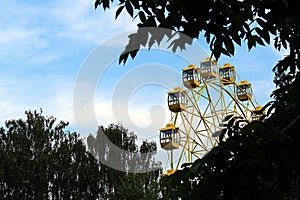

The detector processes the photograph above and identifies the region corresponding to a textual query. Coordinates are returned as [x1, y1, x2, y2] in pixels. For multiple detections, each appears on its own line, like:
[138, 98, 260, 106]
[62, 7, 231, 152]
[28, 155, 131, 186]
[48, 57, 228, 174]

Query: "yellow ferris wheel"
[160, 57, 262, 176]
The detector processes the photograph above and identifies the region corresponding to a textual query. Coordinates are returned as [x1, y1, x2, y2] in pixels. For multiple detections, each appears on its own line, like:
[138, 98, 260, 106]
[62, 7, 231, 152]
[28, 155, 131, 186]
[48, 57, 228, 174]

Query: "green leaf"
[102, 0, 110, 10]
[281, 39, 288, 49]
[247, 35, 256, 50]
[129, 49, 138, 59]
[221, 47, 231, 57]
[115, 5, 125, 19]
[256, 18, 265, 28]
[224, 39, 235, 55]
[139, 11, 146, 23]
[94, 0, 100, 9]
[223, 114, 234, 122]
[146, 16, 157, 27]
[131, 0, 140, 9]
[204, 31, 211, 43]
[125, 1, 134, 17]
[119, 52, 129, 64]
[227, 128, 233, 137]
[190, 159, 203, 174]
[232, 33, 241, 46]
[219, 129, 227, 141]
[255, 27, 270, 44]
[254, 35, 265, 46]
[141, 3, 152, 16]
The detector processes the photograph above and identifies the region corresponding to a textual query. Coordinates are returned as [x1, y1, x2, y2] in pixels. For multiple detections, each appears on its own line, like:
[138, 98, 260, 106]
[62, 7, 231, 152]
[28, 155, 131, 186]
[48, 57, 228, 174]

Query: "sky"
[0, 0, 288, 168]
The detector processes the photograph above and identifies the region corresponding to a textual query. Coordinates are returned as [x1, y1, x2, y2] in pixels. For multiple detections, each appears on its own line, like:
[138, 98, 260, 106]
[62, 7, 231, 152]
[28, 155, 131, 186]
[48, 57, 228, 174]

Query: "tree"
[87, 124, 162, 199]
[117, 141, 162, 200]
[95, 0, 299, 62]
[0, 110, 101, 199]
[94, 0, 300, 199]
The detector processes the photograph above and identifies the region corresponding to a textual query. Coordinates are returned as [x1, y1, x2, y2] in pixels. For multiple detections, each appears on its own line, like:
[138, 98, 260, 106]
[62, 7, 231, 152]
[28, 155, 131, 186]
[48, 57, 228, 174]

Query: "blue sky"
[0, 0, 135, 130]
[0, 0, 287, 150]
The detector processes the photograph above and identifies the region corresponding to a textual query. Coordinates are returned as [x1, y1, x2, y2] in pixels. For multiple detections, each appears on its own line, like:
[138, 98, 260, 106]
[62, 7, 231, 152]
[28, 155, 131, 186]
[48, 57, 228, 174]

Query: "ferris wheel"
[159, 57, 262, 176]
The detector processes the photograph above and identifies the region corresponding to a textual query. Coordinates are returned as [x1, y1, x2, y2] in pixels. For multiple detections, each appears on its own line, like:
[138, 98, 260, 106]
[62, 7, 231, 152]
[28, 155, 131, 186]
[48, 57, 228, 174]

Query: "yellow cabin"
[160, 124, 180, 150]
[200, 57, 218, 80]
[182, 64, 201, 89]
[162, 169, 176, 177]
[237, 80, 252, 101]
[219, 63, 236, 85]
[168, 87, 187, 112]
[251, 105, 264, 120]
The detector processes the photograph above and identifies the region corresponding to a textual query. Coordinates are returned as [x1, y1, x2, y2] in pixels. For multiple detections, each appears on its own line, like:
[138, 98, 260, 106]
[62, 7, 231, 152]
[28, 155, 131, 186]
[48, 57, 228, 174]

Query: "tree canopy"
[0, 110, 101, 199]
[0, 111, 162, 199]
[87, 124, 162, 199]
[95, 0, 299, 64]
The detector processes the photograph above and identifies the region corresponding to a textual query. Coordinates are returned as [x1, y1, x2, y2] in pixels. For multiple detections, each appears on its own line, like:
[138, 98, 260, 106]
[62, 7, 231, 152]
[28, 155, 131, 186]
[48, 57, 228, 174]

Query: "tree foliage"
[95, 0, 299, 65]
[161, 107, 300, 199]
[87, 124, 162, 199]
[0, 110, 101, 199]
[0, 111, 162, 199]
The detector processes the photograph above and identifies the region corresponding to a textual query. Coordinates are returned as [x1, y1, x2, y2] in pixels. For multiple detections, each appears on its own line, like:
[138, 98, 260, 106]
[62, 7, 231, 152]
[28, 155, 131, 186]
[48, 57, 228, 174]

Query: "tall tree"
[87, 124, 162, 199]
[0, 110, 101, 199]
[116, 141, 162, 200]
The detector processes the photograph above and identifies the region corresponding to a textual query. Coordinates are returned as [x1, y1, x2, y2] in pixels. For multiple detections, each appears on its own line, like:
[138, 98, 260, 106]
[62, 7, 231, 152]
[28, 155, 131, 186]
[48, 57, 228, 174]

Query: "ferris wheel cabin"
[237, 80, 252, 101]
[182, 64, 201, 89]
[200, 57, 218, 80]
[251, 105, 263, 120]
[219, 63, 236, 85]
[168, 87, 187, 112]
[160, 124, 180, 150]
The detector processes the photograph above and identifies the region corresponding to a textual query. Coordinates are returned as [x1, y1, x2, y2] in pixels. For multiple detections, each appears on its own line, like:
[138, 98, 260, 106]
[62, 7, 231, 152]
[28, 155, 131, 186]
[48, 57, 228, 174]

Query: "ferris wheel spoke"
[160, 57, 262, 175]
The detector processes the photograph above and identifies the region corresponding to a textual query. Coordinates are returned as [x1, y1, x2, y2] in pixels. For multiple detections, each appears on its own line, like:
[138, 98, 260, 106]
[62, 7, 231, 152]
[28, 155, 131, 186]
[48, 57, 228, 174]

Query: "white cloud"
[71, 95, 170, 140]
[0, 4, 59, 65]
[0, 100, 27, 123]
[0, 0, 137, 125]
[53, 0, 137, 45]
[0, 73, 75, 128]
[0, 28, 50, 59]
[0, 0, 137, 66]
